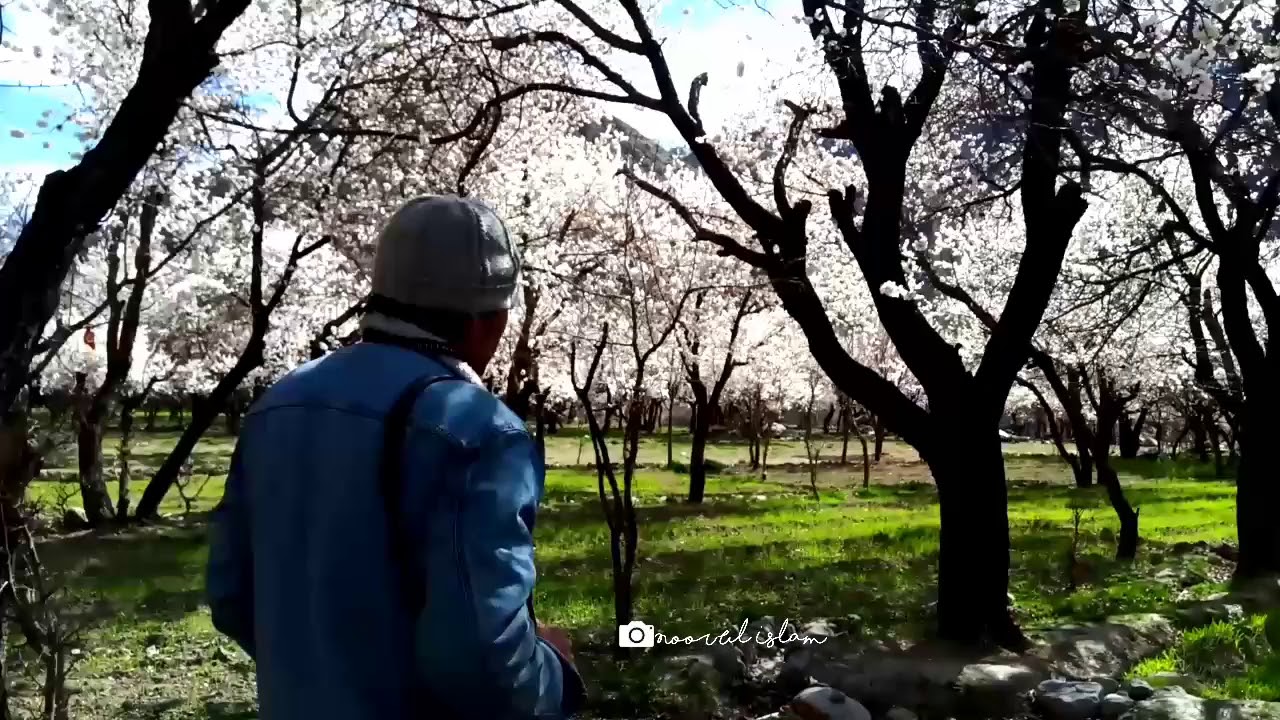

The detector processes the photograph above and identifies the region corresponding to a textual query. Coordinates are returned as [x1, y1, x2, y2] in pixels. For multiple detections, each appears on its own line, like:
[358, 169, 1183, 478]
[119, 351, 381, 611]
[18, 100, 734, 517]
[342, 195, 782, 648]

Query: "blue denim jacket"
[206, 342, 580, 719]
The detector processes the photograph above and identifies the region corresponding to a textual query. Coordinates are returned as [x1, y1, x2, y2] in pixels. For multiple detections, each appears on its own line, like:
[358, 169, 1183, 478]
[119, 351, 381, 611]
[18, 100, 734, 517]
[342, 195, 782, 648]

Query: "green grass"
[17, 427, 1246, 718]
[1128, 616, 1280, 702]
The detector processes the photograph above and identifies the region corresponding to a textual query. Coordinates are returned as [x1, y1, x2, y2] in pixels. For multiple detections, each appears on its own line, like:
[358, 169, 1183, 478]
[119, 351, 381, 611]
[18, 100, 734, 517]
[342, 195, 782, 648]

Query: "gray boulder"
[659, 655, 723, 720]
[1123, 687, 1280, 720]
[790, 686, 872, 720]
[955, 662, 1044, 718]
[1034, 679, 1105, 720]
[884, 707, 918, 720]
[1101, 692, 1134, 720]
[777, 650, 815, 695]
[1033, 614, 1178, 679]
[1089, 676, 1121, 695]
[667, 648, 745, 688]
[1126, 679, 1154, 701]
[708, 645, 748, 684]
[800, 619, 841, 642]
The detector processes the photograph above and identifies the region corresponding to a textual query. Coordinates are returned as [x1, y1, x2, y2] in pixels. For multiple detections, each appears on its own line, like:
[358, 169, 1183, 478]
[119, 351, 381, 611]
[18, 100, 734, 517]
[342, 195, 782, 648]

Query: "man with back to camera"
[206, 195, 584, 719]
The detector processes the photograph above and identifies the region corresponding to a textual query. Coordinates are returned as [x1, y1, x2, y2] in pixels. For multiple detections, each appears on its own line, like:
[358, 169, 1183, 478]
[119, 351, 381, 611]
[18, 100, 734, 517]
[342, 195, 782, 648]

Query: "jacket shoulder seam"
[244, 402, 475, 449]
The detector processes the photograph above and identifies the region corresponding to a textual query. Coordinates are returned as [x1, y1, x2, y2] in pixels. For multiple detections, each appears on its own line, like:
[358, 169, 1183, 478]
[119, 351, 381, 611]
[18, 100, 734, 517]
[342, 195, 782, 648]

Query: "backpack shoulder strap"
[380, 373, 460, 613]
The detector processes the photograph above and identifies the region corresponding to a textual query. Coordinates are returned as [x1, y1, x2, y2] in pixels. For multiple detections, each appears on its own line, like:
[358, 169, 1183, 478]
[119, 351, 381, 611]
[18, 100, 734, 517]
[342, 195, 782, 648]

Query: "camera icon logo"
[617, 620, 655, 648]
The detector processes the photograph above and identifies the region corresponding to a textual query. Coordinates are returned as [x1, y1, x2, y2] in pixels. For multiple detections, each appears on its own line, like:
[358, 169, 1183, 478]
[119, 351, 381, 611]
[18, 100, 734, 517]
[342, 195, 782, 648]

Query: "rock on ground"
[790, 686, 872, 720]
[884, 707, 917, 720]
[1030, 614, 1178, 679]
[1101, 692, 1134, 720]
[1127, 679, 1155, 701]
[1089, 676, 1121, 695]
[1033, 679, 1104, 720]
[1124, 687, 1280, 720]
[955, 662, 1045, 719]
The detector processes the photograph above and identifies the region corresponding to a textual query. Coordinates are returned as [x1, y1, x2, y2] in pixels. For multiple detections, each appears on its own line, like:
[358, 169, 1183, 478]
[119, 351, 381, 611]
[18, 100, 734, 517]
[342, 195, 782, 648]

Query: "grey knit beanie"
[359, 195, 520, 339]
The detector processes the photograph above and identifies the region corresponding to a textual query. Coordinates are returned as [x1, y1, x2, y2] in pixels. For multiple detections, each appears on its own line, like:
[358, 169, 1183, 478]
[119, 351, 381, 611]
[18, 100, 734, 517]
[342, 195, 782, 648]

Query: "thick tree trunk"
[1072, 441, 1094, 488]
[686, 405, 712, 504]
[822, 403, 836, 435]
[1235, 390, 1280, 579]
[144, 402, 158, 432]
[930, 432, 1023, 648]
[75, 399, 114, 526]
[1117, 408, 1146, 459]
[1191, 412, 1210, 463]
[1097, 462, 1139, 560]
[873, 416, 885, 462]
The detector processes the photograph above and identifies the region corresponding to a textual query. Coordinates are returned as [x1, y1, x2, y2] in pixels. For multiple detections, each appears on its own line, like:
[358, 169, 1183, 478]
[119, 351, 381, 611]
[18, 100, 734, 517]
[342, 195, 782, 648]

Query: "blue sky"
[0, 7, 82, 175]
[0, 0, 775, 174]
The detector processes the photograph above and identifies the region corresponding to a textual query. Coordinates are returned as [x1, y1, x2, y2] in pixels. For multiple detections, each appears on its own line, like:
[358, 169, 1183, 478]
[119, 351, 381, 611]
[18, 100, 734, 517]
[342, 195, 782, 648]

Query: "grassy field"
[17, 426, 1243, 718]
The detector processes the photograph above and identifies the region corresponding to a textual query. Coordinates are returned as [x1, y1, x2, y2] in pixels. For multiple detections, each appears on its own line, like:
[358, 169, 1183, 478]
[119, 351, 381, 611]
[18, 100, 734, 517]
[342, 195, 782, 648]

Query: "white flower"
[879, 281, 911, 300]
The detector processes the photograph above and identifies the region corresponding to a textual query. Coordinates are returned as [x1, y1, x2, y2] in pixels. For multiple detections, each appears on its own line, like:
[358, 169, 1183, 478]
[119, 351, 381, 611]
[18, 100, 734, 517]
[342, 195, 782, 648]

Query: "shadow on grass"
[1013, 453, 1230, 481]
[40, 520, 211, 627]
[540, 497, 797, 529]
[539, 525, 943, 638]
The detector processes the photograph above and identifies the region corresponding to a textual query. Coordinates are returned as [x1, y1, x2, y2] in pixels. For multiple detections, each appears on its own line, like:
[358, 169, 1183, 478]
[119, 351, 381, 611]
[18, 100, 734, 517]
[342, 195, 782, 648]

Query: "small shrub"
[1128, 650, 1178, 679]
[1182, 622, 1248, 679]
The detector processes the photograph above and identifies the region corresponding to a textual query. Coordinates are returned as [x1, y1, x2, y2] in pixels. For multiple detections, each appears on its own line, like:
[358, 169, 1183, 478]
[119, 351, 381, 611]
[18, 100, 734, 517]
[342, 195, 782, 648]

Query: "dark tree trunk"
[1117, 407, 1147, 459]
[822, 403, 836, 435]
[1190, 412, 1210, 463]
[849, 417, 871, 488]
[72, 373, 114, 526]
[1073, 440, 1094, 488]
[1097, 462, 1139, 560]
[1209, 420, 1225, 477]
[873, 416, 885, 462]
[687, 404, 712, 504]
[1235, 388, 1280, 579]
[930, 432, 1022, 648]
[76, 413, 113, 525]
[144, 402, 158, 432]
